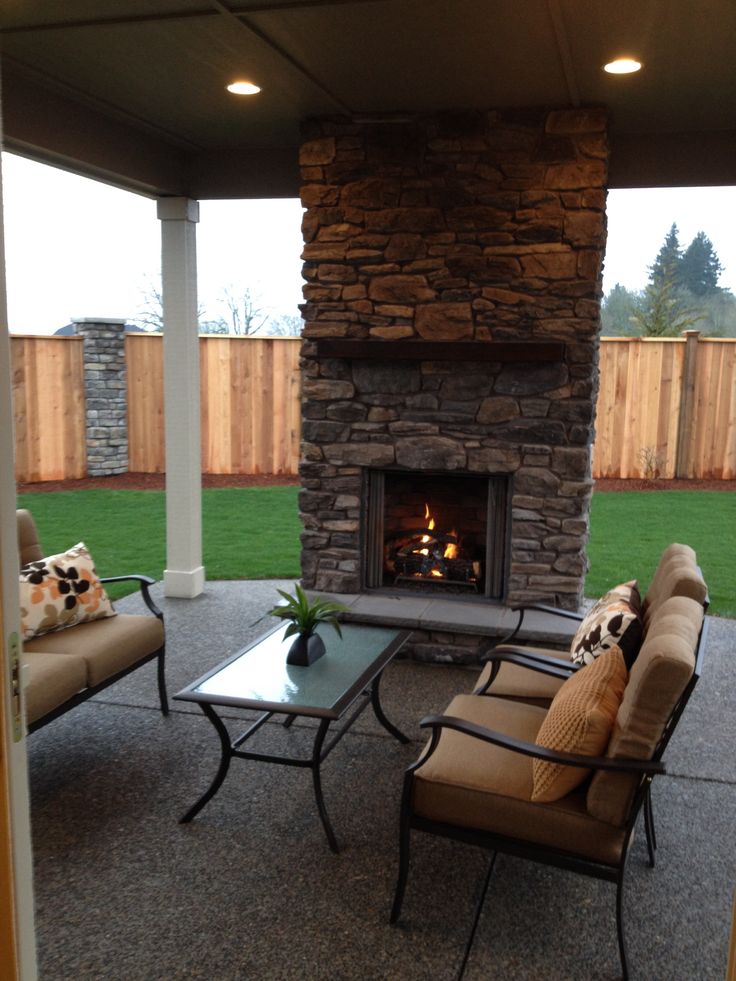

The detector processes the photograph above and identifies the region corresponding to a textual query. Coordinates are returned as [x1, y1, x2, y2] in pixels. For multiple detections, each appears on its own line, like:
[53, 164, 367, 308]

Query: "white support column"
[157, 197, 205, 598]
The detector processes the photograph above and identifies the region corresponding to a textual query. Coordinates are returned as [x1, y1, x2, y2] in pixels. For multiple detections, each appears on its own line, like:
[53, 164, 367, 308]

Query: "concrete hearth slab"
[321, 590, 579, 648]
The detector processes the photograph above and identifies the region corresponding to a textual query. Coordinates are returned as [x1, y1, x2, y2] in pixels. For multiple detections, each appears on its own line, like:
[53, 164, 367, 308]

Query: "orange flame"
[444, 532, 458, 560]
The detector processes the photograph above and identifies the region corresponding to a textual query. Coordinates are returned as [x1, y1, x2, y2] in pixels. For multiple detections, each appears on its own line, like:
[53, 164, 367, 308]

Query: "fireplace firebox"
[364, 470, 510, 599]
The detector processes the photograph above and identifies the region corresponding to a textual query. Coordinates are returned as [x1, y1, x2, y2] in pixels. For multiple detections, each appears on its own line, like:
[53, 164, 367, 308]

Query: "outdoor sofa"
[17, 508, 168, 732]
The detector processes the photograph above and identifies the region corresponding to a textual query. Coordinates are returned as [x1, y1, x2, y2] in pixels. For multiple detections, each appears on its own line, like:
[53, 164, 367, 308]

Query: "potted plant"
[268, 583, 346, 666]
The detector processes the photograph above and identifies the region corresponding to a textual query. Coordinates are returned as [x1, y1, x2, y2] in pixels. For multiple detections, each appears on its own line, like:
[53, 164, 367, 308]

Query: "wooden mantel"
[313, 340, 566, 362]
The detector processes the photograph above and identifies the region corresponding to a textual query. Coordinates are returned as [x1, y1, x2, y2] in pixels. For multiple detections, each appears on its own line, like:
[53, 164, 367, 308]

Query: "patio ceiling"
[1, 0, 735, 199]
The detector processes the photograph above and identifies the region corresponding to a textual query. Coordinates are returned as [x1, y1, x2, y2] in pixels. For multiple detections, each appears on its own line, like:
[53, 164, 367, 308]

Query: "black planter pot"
[286, 631, 326, 667]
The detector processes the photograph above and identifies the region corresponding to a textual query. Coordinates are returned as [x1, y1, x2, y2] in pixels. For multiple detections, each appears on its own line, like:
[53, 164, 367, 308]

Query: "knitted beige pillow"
[532, 646, 628, 803]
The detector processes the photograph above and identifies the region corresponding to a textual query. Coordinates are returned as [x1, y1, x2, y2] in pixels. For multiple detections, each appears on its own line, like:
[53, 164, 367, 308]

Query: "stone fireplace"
[297, 107, 608, 634]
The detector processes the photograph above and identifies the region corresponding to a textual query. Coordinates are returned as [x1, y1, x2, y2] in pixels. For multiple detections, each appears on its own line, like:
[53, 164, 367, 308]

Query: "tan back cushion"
[17, 509, 44, 567]
[587, 595, 704, 825]
[642, 544, 707, 627]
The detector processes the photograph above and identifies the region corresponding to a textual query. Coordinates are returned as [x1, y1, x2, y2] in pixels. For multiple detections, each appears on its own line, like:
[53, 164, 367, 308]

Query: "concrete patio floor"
[27, 580, 735, 980]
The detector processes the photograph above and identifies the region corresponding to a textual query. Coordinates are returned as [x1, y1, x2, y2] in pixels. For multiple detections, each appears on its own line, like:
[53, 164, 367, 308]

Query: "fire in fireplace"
[364, 470, 509, 599]
[387, 502, 480, 589]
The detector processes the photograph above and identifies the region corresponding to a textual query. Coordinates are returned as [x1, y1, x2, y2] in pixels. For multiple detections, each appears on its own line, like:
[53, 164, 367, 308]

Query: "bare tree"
[267, 313, 303, 337]
[133, 278, 166, 331]
[199, 318, 229, 334]
[132, 276, 209, 332]
[219, 286, 269, 336]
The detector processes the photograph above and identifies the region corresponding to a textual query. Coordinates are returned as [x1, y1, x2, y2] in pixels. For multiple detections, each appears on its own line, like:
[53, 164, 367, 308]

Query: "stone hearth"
[297, 108, 608, 654]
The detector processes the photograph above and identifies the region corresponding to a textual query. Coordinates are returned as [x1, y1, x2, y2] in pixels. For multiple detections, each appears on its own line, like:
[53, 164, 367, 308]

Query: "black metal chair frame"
[486, 600, 587, 651]
[390, 616, 708, 980]
[27, 574, 168, 734]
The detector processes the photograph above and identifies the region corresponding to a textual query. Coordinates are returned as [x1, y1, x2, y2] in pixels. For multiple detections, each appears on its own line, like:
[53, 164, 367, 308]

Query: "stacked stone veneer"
[298, 108, 609, 612]
[73, 318, 129, 476]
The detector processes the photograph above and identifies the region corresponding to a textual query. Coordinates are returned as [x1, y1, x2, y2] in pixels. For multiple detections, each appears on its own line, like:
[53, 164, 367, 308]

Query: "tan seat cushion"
[474, 646, 568, 704]
[413, 693, 627, 866]
[23, 614, 164, 687]
[587, 596, 703, 826]
[22, 651, 87, 725]
[533, 646, 628, 802]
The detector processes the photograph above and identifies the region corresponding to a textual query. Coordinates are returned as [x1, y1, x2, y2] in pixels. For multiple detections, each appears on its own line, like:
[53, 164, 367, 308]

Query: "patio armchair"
[390, 592, 708, 980]
[17, 508, 168, 732]
[471, 543, 709, 862]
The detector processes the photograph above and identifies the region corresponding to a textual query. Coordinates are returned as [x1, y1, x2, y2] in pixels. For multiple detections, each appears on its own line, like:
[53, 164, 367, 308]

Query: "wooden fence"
[593, 335, 736, 479]
[126, 334, 302, 475]
[11, 335, 87, 482]
[11, 333, 736, 482]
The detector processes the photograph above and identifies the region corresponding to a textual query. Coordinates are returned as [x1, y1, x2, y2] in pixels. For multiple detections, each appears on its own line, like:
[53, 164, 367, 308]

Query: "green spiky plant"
[268, 583, 346, 640]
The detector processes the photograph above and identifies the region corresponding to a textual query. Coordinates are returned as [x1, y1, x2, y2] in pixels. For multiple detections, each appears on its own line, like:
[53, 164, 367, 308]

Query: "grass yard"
[586, 491, 736, 618]
[17, 487, 301, 601]
[17, 486, 735, 616]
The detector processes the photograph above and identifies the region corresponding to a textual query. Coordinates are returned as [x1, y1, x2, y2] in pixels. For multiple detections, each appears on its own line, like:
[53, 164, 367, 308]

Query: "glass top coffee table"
[175, 621, 410, 852]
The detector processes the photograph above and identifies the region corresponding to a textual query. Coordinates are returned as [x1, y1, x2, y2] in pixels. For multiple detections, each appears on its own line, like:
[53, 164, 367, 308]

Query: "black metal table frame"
[176, 630, 410, 853]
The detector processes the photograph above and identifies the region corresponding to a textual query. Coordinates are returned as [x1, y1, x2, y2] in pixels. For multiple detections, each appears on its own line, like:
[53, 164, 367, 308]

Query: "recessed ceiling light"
[603, 58, 642, 75]
[227, 80, 261, 95]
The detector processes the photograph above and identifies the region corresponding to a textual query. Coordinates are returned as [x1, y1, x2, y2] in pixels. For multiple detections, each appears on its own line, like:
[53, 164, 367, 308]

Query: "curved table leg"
[371, 671, 410, 744]
[312, 718, 339, 853]
[180, 703, 233, 824]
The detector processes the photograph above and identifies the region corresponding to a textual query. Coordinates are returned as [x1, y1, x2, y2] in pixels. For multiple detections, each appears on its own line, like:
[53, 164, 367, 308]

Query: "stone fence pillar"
[72, 317, 129, 476]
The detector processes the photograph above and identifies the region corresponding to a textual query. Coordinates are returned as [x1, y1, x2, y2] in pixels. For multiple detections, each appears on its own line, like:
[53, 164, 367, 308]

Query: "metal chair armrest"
[521, 603, 586, 622]
[100, 574, 163, 619]
[492, 603, 584, 647]
[418, 713, 665, 776]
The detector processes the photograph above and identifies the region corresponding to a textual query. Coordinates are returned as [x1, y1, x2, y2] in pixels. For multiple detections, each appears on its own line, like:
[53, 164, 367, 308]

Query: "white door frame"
[0, 113, 39, 980]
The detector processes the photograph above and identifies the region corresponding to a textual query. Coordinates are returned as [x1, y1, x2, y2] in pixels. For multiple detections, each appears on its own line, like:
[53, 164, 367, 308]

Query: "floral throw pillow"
[570, 581, 642, 668]
[19, 542, 117, 641]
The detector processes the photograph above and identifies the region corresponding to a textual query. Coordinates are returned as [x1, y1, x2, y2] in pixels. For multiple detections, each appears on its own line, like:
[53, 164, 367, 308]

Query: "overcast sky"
[2, 152, 735, 334]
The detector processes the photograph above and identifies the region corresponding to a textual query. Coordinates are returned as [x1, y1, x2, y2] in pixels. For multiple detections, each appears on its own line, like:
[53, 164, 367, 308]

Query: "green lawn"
[17, 487, 301, 600]
[586, 492, 735, 618]
[17, 486, 735, 617]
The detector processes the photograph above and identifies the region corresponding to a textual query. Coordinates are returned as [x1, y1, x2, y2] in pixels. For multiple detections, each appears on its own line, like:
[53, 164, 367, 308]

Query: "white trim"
[163, 566, 206, 598]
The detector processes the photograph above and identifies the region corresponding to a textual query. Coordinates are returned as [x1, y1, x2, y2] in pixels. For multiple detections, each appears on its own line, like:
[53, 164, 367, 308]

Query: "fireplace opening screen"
[364, 470, 509, 599]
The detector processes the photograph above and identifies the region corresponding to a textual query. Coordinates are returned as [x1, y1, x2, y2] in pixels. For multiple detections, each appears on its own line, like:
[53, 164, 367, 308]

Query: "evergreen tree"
[650, 223, 682, 286]
[679, 231, 723, 296]
[601, 284, 641, 335]
[632, 271, 703, 337]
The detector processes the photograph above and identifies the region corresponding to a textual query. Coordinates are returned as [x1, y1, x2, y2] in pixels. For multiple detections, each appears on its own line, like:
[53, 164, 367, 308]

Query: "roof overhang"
[1, 1, 735, 198]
